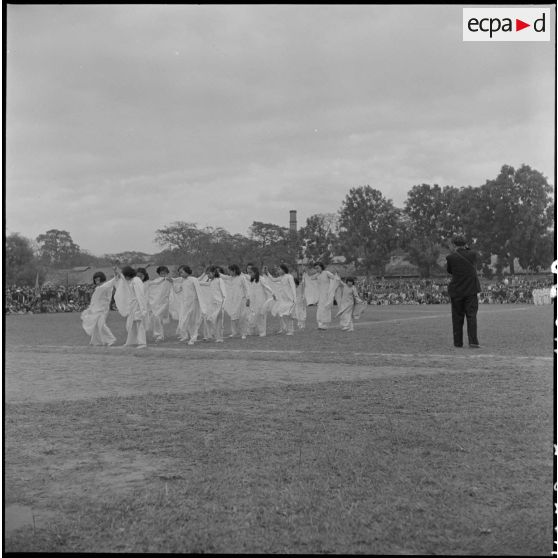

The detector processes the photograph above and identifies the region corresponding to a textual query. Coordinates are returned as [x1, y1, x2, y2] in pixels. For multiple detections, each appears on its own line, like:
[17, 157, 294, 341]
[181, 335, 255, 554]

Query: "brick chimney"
[289, 210, 297, 233]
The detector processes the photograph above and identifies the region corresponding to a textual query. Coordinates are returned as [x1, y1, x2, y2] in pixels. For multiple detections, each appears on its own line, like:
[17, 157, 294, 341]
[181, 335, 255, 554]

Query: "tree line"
[6, 164, 554, 285]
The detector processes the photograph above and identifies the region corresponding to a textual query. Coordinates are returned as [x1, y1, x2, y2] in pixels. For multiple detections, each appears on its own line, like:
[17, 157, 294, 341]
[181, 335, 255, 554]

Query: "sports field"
[4, 303, 554, 554]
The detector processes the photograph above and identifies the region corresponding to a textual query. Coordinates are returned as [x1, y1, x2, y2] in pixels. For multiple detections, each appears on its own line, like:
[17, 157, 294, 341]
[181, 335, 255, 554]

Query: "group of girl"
[80, 261, 366, 347]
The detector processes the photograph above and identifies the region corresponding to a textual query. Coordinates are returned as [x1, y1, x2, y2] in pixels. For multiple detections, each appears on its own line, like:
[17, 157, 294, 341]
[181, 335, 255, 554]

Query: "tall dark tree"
[338, 186, 401, 276]
[474, 164, 553, 274]
[36, 229, 80, 268]
[6, 233, 44, 285]
[402, 184, 447, 277]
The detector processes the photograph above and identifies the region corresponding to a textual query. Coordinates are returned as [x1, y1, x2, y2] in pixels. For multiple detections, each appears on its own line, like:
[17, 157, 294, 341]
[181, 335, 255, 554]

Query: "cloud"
[6, 4, 555, 255]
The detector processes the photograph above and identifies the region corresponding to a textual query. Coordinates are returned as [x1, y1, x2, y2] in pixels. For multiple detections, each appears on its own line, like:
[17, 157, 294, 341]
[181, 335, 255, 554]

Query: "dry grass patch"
[5, 363, 551, 554]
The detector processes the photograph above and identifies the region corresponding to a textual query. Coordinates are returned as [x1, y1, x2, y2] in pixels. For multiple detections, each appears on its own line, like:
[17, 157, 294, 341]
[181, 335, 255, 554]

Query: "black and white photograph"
[4, 3, 556, 554]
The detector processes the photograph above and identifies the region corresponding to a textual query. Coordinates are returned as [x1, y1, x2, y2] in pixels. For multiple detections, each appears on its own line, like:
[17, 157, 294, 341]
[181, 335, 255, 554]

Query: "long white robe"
[80, 277, 117, 345]
[302, 272, 319, 305]
[247, 277, 274, 336]
[173, 276, 207, 341]
[335, 283, 366, 330]
[309, 270, 339, 326]
[146, 278, 171, 338]
[268, 273, 297, 318]
[114, 276, 148, 345]
[198, 277, 227, 341]
[221, 274, 250, 337]
[221, 274, 249, 320]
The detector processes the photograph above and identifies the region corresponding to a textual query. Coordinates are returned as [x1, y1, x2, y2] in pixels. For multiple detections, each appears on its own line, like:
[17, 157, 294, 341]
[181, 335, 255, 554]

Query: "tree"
[248, 221, 294, 268]
[154, 222, 207, 254]
[36, 229, 81, 268]
[474, 164, 553, 274]
[6, 233, 45, 285]
[299, 213, 339, 265]
[338, 186, 401, 276]
[154, 222, 259, 270]
[402, 184, 448, 277]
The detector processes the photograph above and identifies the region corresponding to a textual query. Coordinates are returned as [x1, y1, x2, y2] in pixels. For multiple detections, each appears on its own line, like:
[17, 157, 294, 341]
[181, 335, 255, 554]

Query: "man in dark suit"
[446, 235, 481, 348]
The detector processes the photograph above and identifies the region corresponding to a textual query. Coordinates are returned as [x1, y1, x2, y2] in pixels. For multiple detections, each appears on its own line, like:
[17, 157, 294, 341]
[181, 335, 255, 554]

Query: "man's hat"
[452, 235, 467, 246]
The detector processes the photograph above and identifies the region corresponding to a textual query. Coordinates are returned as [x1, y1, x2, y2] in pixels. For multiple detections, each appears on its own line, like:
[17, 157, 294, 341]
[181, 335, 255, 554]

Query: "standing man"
[446, 235, 481, 348]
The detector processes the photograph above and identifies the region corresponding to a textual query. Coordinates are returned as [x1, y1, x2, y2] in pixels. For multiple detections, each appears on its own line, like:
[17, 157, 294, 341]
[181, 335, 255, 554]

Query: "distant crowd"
[5, 284, 98, 314]
[357, 277, 555, 305]
[5, 274, 554, 315]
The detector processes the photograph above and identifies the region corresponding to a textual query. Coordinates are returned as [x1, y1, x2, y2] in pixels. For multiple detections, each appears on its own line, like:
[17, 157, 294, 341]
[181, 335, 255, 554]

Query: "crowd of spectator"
[5, 283, 97, 314]
[356, 276, 554, 306]
[5, 275, 554, 315]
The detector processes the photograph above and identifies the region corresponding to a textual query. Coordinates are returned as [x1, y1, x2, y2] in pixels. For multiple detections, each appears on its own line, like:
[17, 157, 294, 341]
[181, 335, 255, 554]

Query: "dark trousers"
[450, 294, 479, 346]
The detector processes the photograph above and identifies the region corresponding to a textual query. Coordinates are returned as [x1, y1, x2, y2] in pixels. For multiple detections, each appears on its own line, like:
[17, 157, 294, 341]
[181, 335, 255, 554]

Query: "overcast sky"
[6, 4, 555, 256]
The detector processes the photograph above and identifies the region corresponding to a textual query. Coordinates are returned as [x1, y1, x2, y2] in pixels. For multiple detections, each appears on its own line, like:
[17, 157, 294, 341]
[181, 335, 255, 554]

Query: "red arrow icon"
[516, 18, 530, 31]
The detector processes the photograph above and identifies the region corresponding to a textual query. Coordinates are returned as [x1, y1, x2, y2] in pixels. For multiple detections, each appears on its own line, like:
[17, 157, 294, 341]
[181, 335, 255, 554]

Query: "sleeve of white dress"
[288, 275, 297, 302]
[260, 276, 274, 297]
[219, 278, 227, 304]
[114, 277, 130, 317]
[192, 277, 207, 315]
[98, 277, 117, 292]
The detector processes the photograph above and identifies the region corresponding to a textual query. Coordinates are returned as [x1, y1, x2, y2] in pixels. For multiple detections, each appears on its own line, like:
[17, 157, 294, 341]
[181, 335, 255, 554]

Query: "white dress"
[114, 276, 148, 345]
[247, 276, 274, 336]
[311, 270, 339, 327]
[198, 277, 227, 341]
[173, 276, 206, 342]
[146, 278, 171, 339]
[221, 274, 250, 337]
[80, 277, 117, 345]
[335, 284, 365, 331]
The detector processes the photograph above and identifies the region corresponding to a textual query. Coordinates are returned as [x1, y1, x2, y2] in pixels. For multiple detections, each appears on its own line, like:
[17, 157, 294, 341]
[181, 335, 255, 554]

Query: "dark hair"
[217, 266, 226, 275]
[453, 235, 467, 246]
[279, 263, 289, 274]
[208, 265, 220, 278]
[250, 266, 260, 283]
[294, 277, 300, 287]
[246, 262, 255, 270]
[178, 265, 192, 276]
[315, 262, 325, 270]
[136, 267, 149, 282]
[345, 276, 355, 285]
[121, 266, 136, 279]
[229, 264, 241, 276]
[156, 266, 169, 275]
[93, 271, 106, 284]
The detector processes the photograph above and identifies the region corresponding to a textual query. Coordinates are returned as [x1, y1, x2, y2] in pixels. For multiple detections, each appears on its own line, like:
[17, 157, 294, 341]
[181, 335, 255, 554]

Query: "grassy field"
[4, 304, 555, 554]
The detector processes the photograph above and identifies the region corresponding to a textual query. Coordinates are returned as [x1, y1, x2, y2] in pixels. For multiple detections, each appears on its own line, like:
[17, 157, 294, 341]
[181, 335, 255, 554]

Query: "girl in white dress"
[247, 266, 274, 337]
[221, 264, 250, 339]
[145, 266, 171, 342]
[308, 262, 339, 330]
[80, 270, 118, 346]
[198, 266, 227, 343]
[266, 264, 297, 336]
[114, 266, 148, 347]
[294, 277, 307, 330]
[169, 265, 206, 345]
[335, 277, 365, 331]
